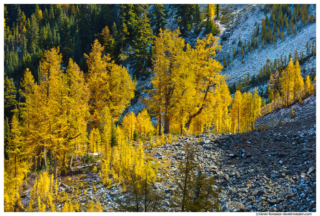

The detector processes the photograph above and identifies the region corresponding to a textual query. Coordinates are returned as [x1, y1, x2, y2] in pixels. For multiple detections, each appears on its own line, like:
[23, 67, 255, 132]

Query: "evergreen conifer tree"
[151, 4, 167, 36]
[131, 13, 153, 78]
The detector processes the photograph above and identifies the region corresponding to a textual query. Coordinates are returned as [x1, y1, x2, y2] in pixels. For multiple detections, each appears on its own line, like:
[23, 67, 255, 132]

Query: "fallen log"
[70, 161, 101, 172]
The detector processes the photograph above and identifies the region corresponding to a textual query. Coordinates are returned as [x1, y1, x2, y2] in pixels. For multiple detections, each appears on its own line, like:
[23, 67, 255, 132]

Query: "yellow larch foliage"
[51, 203, 56, 212]
[63, 58, 90, 168]
[68, 202, 74, 212]
[272, 59, 308, 108]
[87, 200, 95, 212]
[100, 25, 114, 54]
[305, 75, 314, 95]
[38, 9, 43, 20]
[101, 106, 112, 159]
[27, 198, 34, 212]
[168, 133, 173, 143]
[136, 108, 154, 137]
[228, 88, 261, 133]
[96, 201, 103, 212]
[92, 166, 98, 173]
[146, 28, 224, 135]
[122, 112, 137, 140]
[96, 128, 101, 153]
[41, 203, 46, 212]
[84, 39, 112, 128]
[73, 201, 80, 212]
[189, 112, 207, 134]
[156, 137, 161, 146]
[161, 132, 166, 145]
[89, 129, 96, 153]
[146, 28, 186, 135]
[208, 4, 216, 21]
[100, 158, 112, 187]
[62, 202, 69, 212]
[279, 58, 295, 106]
[38, 47, 64, 177]
[253, 88, 262, 128]
[85, 39, 135, 128]
[4, 114, 30, 212]
[218, 80, 232, 133]
[230, 91, 242, 133]
[293, 60, 304, 101]
[28, 171, 56, 212]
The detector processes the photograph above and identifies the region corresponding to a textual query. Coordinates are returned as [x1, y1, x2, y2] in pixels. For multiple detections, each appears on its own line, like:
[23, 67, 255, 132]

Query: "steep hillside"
[125, 4, 316, 118]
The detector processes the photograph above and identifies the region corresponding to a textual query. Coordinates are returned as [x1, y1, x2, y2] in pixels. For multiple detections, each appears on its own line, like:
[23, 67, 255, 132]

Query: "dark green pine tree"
[22, 44, 32, 72]
[61, 16, 74, 63]
[43, 7, 49, 23]
[151, 4, 167, 36]
[39, 26, 47, 50]
[175, 4, 195, 36]
[90, 4, 99, 35]
[16, 6, 26, 26]
[46, 24, 53, 48]
[98, 5, 118, 32]
[111, 22, 118, 40]
[215, 4, 220, 20]
[111, 22, 122, 64]
[73, 34, 81, 66]
[34, 4, 40, 20]
[27, 14, 39, 53]
[49, 4, 55, 24]
[120, 4, 138, 46]
[205, 4, 219, 35]
[56, 5, 64, 29]
[194, 4, 201, 23]
[4, 76, 17, 119]
[77, 5, 92, 55]
[56, 32, 61, 47]
[131, 13, 153, 78]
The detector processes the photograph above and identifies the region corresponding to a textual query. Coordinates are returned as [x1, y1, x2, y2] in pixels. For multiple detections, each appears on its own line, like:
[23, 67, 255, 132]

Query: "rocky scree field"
[25, 94, 316, 212]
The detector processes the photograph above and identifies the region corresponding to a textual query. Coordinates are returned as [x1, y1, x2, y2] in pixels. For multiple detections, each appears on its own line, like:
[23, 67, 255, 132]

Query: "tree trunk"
[158, 114, 162, 135]
[42, 145, 47, 169]
[54, 157, 58, 180]
[69, 155, 73, 171]
[164, 115, 170, 134]
[37, 149, 41, 170]
[185, 84, 212, 129]
[110, 147, 113, 169]
[33, 156, 36, 171]
[48, 150, 52, 166]
[61, 153, 66, 176]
